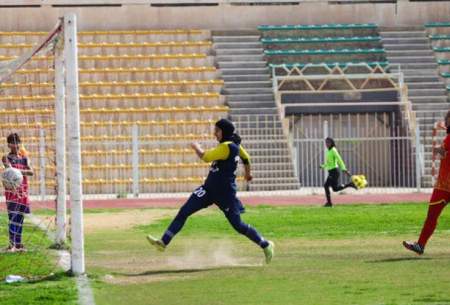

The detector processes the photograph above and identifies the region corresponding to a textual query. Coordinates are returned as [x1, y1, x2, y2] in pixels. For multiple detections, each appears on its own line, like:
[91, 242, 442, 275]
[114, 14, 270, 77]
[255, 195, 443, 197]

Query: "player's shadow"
[116, 266, 255, 277]
[365, 257, 432, 263]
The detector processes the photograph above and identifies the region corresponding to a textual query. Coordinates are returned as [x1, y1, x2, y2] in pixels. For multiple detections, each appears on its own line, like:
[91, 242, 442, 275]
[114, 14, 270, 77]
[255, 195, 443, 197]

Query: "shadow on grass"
[365, 257, 432, 263]
[114, 266, 256, 277]
[26, 271, 72, 284]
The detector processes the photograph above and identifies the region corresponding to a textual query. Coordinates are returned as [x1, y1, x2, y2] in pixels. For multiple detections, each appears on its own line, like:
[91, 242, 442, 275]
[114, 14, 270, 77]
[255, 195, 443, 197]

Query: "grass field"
[84, 203, 450, 305]
[0, 214, 77, 305]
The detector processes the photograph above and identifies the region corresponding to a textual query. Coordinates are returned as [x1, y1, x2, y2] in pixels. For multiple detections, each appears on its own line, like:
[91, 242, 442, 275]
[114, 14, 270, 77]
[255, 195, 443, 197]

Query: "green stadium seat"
[261, 36, 381, 44]
[258, 23, 377, 31]
[425, 22, 450, 28]
[268, 61, 389, 69]
[433, 47, 450, 52]
[438, 59, 450, 65]
[264, 48, 385, 56]
[447, 85, 450, 91]
[441, 72, 450, 78]
[429, 35, 450, 40]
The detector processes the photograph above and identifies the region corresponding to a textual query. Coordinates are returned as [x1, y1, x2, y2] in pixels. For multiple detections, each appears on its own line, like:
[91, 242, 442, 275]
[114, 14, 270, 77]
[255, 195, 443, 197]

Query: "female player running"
[147, 119, 274, 264]
[2, 133, 33, 252]
[403, 110, 450, 255]
[322, 137, 356, 207]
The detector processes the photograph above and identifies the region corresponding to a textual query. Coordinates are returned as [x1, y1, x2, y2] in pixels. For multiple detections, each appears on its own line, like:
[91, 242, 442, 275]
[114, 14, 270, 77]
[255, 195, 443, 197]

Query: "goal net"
[0, 14, 84, 280]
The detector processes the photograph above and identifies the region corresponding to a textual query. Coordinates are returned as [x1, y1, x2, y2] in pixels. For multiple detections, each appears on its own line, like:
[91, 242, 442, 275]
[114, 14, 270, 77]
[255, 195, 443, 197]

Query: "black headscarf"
[215, 119, 241, 144]
[325, 137, 336, 150]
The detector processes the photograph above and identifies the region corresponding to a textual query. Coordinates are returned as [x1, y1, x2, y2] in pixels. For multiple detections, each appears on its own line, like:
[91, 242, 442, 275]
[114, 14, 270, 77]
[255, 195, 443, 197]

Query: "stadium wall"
[0, 1, 450, 30]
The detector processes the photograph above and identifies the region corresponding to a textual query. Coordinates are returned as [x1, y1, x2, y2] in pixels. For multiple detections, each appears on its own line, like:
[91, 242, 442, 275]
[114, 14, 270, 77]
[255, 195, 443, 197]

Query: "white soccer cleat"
[263, 241, 275, 264]
[146, 235, 166, 252]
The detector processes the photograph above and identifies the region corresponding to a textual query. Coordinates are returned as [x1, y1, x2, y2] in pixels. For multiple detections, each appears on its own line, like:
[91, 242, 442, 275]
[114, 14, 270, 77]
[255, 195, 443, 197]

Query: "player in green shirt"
[321, 137, 356, 207]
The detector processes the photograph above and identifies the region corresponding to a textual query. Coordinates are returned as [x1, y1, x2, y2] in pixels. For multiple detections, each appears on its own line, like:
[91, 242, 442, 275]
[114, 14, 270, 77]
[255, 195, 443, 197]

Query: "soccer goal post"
[64, 13, 85, 276]
[0, 13, 84, 275]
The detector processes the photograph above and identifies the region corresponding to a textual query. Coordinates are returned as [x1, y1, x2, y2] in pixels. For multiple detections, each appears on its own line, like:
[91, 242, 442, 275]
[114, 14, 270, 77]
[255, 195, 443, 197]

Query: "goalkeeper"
[2, 133, 33, 252]
[321, 137, 357, 207]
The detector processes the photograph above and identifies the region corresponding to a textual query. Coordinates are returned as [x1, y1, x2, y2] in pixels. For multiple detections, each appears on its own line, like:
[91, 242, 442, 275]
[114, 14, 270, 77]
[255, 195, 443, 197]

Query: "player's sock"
[161, 230, 175, 245]
[263, 241, 274, 264]
[244, 225, 269, 248]
[418, 202, 446, 248]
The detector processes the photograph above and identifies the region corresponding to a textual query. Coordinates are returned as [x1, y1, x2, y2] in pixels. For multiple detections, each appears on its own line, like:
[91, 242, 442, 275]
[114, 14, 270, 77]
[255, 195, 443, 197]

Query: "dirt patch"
[83, 209, 176, 233]
[91, 239, 263, 285]
[102, 273, 194, 285]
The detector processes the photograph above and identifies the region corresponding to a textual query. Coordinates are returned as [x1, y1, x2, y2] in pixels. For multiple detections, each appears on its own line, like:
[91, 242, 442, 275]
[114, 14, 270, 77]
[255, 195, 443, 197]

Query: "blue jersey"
[204, 142, 240, 192]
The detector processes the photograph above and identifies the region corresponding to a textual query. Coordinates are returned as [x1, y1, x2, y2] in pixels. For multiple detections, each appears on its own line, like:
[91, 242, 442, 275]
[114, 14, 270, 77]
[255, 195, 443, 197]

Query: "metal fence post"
[132, 124, 139, 197]
[323, 120, 328, 181]
[39, 128, 46, 202]
[415, 125, 422, 192]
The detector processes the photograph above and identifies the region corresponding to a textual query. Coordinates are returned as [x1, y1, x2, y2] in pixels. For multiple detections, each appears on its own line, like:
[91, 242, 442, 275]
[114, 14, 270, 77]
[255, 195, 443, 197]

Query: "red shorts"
[430, 189, 450, 206]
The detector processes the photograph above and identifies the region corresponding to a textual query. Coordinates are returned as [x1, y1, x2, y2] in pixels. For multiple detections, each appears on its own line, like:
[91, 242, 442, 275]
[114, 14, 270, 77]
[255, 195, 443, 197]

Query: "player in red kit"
[403, 110, 450, 255]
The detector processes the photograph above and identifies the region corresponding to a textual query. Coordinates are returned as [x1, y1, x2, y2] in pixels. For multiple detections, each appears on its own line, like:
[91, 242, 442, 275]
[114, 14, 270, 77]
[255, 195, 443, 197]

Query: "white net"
[0, 21, 64, 280]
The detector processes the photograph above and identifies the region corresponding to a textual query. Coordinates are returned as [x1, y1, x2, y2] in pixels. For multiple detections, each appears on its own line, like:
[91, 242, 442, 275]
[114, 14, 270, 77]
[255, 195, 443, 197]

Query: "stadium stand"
[0, 29, 231, 194]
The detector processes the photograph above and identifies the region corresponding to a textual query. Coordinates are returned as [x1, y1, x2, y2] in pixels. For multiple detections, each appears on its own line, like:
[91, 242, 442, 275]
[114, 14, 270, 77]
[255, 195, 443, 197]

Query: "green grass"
[0, 215, 78, 305]
[84, 203, 450, 305]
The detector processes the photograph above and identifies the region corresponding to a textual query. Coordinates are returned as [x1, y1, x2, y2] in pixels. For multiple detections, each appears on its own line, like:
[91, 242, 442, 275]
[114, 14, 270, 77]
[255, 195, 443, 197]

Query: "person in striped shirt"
[321, 137, 356, 207]
[2, 133, 33, 252]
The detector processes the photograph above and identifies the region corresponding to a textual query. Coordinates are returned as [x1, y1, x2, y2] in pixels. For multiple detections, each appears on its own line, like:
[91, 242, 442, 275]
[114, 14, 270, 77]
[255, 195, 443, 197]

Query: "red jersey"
[435, 133, 450, 193]
[4, 153, 30, 206]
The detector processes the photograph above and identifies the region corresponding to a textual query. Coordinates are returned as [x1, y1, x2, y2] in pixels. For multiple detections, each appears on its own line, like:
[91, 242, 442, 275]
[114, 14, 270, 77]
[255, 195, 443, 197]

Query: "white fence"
[290, 112, 422, 189]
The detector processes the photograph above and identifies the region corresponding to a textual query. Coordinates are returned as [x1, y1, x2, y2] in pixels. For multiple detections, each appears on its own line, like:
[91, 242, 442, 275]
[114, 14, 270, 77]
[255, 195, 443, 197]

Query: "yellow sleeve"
[201, 143, 230, 162]
[239, 145, 251, 165]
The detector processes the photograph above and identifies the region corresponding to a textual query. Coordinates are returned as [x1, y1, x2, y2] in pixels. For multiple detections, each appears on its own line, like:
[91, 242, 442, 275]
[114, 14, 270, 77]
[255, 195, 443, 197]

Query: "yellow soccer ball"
[351, 175, 368, 190]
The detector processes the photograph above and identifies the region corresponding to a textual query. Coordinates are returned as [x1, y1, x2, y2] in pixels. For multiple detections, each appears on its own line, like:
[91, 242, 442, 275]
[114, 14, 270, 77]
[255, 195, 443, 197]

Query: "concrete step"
[413, 103, 450, 111]
[223, 87, 273, 95]
[417, 116, 449, 125]
[405, 75, 441, 83]
[227, 94, 274, 102]
[252, 163, 296, 172]
[402, 69, 439, 76]
[242, 148, 288, 156]
[387, 50, 434, 57]
[218, 61, 267, 69]
[216, 54, 264, 62]
[249, 183, 300, 191]
[380, 31, 427, 38]
[241, 141, 289, 150]
[213, 42, 262, 49]
[220, 67, 269, 75]
[398, 63, 439, 70]
[222, 74, 270, 82]
[383, 44, 431, 51]
[216, 48, 264, 55]
[409, 96, 448, 103]
[213, 36, 260, 43]
[230, 113, 281, 124]
[408, 89, 447, 96]
[250, 177, 300, 185]
[415, 109, 450, 117]
[382, 37, 429, 44]
[230, 108, 278, 115]
[252, 170, 297, 179]
[387, 56, 436, 64]
[224, 81, 272, 89]
[407, 82, 445, 90]
[228, 101, 276, 108]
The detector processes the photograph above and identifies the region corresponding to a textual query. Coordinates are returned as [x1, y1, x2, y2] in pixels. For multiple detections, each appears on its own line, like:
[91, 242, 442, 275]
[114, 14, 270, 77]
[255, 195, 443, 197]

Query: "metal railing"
[290, 112, 420, 189]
